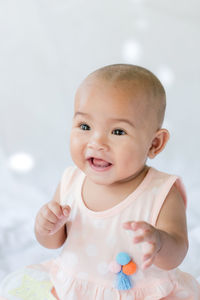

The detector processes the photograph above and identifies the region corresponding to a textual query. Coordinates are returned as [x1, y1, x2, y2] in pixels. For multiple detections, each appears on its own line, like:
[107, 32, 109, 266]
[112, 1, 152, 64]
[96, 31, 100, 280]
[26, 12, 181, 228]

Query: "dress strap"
[149, 171, 187, 226]
[59, 166, 80, 206]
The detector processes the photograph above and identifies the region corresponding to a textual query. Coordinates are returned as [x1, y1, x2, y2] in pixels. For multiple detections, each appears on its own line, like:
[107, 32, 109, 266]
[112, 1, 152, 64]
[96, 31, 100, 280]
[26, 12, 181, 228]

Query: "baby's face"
[70, 78, 157, 186]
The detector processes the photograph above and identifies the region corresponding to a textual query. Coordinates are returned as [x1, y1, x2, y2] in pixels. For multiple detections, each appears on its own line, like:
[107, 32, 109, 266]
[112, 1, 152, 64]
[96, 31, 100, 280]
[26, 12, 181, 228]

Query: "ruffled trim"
[2, 263, 199, 300]
[49, 260, 174, 300]
[132, 279, 174, 300]
[49, 276, 174, 300]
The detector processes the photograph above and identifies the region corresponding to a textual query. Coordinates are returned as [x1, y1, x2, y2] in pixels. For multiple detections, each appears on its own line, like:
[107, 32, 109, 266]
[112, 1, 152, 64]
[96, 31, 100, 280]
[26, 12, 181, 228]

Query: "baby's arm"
[34, 183, 71, 249]
[123, 185, 188, 270]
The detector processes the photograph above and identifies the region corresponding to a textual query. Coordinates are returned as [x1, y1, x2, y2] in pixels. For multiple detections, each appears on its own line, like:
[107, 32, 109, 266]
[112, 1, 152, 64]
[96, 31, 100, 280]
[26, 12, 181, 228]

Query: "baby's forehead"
[76, 71, 165, 129]
[75, 77, 152, 120]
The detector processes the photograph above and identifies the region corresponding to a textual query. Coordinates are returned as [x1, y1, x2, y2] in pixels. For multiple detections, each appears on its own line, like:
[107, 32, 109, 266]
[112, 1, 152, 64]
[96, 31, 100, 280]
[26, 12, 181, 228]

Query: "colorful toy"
[116, 252, 131, 265]
[109, 252, 137, 290]
[122, 260, 137, 275]
[108, 261, 121, 273]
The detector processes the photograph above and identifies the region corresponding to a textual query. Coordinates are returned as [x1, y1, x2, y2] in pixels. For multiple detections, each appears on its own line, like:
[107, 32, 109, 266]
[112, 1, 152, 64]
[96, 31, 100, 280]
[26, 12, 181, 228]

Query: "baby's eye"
[112, 129, 126, 136]
[80, 123, 90, 131]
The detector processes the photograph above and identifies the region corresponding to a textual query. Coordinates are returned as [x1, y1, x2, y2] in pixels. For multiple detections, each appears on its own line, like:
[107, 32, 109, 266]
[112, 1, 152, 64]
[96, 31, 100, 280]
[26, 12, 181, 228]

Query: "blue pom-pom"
[116, 252, 131, 266]
[116, 270, 132, 290]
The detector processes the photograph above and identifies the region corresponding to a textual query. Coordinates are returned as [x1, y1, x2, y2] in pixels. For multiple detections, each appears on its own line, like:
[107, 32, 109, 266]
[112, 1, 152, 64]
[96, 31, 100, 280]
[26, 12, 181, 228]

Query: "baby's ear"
[148, 129, 170, 159]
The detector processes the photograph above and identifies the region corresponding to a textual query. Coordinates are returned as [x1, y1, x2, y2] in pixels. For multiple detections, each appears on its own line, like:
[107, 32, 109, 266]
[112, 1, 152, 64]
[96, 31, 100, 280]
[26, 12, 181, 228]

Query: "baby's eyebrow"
[109, 118, 135, 128]
[74, 111, 90, 118]
[74, 111, 135, 128]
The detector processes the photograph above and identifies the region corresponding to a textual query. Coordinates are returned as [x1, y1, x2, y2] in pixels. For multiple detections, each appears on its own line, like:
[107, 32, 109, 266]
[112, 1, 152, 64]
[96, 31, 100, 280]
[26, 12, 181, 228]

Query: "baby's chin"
[84, 169, 116, 186]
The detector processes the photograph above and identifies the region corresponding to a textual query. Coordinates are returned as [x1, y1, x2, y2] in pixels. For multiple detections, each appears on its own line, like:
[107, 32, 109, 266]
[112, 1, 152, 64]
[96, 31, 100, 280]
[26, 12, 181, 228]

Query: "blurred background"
[0, 0, 200, 282]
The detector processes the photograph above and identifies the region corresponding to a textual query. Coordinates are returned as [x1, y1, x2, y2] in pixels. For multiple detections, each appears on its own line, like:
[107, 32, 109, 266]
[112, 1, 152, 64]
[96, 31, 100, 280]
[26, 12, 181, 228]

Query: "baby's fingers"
[141, 243, 156, 269]
[37, 216, 55, 232]
[133, 229, 154, 244]
[142, 256, 155, 270]
[123, 221, 155, 243]
[62, 205, 71, 217]
[48, 205, 71, 235]
[47, 201, 63, 219]
[41, 206, 59, 223]
[123, 221, 151, 231]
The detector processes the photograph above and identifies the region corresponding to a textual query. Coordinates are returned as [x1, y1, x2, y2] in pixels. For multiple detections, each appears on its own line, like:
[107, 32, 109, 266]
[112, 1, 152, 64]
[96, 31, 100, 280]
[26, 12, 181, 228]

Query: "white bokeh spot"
[7, 152, 34, 173]
[122, 40, 142, 63]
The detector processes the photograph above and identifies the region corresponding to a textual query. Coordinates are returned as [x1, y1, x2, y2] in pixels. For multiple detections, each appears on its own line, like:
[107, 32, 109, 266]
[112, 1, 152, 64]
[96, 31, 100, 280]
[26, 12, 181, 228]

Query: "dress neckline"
[76, 167, 154, 219]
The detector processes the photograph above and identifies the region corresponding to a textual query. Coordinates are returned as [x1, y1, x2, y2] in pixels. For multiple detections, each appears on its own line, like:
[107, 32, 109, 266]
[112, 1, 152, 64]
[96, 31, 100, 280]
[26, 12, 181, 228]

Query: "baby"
[0, 64, 200, 299]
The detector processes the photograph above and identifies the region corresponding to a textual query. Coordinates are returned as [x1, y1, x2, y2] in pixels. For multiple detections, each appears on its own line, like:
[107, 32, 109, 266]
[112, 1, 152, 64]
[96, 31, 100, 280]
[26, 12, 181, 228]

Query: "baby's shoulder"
[156, 181, 187, 232]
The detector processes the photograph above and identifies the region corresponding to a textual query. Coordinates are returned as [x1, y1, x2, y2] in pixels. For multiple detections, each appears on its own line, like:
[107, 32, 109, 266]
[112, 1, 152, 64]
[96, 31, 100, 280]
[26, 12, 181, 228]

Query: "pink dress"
[0, 166, 200, 300]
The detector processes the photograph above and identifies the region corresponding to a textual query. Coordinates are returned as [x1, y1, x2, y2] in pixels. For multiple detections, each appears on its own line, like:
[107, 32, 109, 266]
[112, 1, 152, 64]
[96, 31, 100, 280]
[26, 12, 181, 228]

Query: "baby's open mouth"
[88, 157, 112, 169]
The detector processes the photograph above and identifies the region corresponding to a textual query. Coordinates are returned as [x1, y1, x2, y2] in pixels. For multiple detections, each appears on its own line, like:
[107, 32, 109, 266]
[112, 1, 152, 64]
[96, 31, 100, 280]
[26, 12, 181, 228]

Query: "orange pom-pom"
[122, 260, 137, 275]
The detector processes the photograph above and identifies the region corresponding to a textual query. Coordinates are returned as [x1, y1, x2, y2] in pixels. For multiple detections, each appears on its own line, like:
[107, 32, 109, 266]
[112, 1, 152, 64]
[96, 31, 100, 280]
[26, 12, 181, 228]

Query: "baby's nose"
[88, 133, 109, 151]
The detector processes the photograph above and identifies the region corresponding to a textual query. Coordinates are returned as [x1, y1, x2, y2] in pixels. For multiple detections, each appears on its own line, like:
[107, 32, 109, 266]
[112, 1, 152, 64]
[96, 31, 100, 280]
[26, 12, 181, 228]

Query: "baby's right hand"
[35, 201, 71, 236]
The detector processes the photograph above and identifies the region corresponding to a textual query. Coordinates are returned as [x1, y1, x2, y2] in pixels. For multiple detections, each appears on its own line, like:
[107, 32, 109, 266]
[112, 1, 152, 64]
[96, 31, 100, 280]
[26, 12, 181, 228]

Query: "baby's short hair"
[88, 64, 166, 128]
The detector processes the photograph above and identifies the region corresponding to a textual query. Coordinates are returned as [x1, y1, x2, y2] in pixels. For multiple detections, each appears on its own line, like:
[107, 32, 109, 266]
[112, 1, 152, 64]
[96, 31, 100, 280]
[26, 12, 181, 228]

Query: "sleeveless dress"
[0, 166, 200, 300]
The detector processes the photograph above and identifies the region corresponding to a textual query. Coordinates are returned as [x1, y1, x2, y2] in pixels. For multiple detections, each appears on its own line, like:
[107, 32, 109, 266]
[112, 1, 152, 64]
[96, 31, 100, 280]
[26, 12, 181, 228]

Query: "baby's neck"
[82, 166, 149, 212]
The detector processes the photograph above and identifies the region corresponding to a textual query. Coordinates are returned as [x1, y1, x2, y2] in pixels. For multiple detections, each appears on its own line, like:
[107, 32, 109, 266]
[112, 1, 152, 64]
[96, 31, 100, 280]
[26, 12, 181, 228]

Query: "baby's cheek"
[70, 134, 87, 164]
[70, 135, 81, 158]
[70, 131, 84, 150]
[121, 151, 142, 171]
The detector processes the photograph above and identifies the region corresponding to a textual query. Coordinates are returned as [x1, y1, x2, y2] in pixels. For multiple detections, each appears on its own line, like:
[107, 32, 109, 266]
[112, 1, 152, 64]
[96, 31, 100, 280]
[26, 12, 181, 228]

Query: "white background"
[0, 0, 200, 281]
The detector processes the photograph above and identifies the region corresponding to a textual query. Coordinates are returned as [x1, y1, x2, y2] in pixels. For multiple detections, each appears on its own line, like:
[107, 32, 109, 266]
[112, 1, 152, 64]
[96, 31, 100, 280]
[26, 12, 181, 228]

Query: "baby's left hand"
[123, 221, 162, 269]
